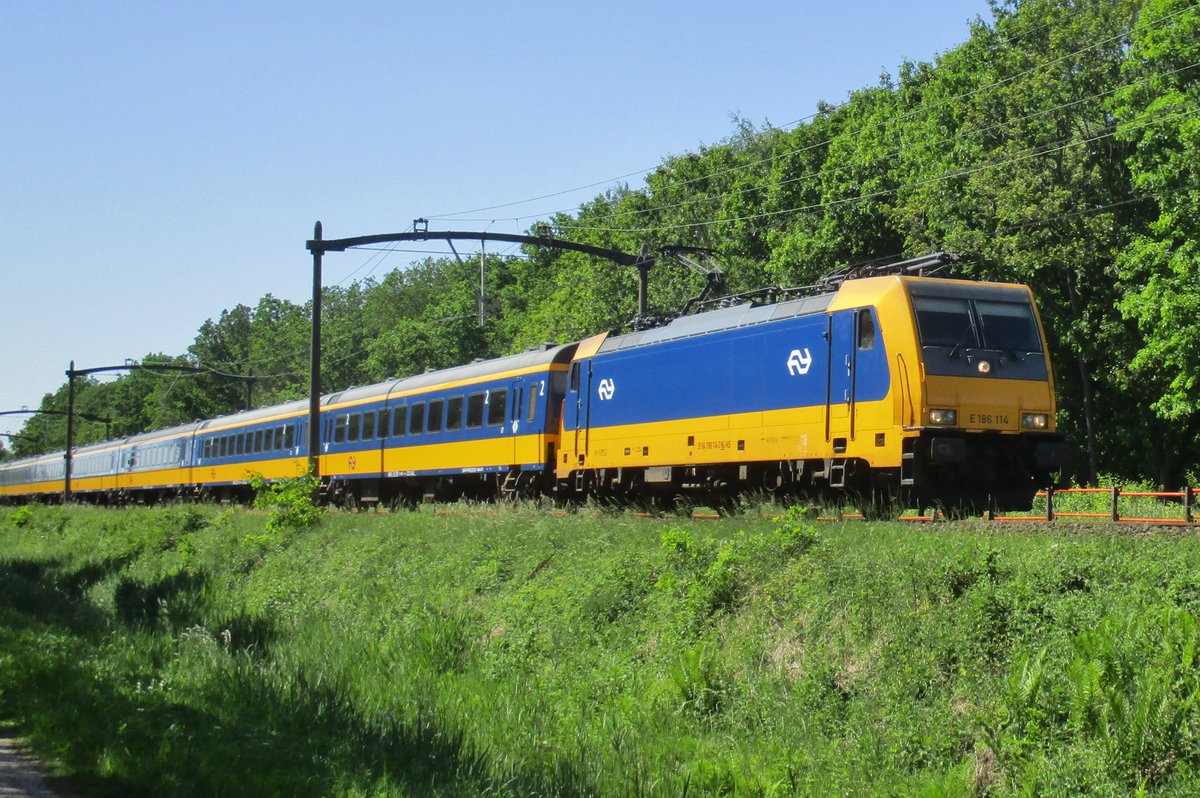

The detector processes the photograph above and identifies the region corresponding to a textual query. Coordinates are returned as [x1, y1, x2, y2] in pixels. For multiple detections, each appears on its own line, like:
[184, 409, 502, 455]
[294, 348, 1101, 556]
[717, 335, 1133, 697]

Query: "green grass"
[2, 502, 1200, 795]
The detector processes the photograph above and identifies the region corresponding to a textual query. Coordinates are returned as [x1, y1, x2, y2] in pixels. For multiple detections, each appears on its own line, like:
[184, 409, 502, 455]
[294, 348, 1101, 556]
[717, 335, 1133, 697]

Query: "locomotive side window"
[977, 301, 1042, 353]
[391, 405, 407, 437]
[857, 311, 876, 350]
[487, 389, 508, 426]
[569, 363, 580, 392]
[409, 402, 425, 435]
[913, 296, 977, 348]
[446, 396, 464, 431]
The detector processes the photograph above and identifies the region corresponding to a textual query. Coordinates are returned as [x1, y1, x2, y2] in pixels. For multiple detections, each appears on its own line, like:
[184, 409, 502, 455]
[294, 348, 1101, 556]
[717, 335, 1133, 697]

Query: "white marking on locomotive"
[597, 378, 615, 400]
[787, 348, 813, 376]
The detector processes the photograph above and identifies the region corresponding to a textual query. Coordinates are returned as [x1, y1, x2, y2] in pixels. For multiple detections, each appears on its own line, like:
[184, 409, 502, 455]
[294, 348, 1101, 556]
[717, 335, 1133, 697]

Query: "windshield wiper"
[948, 323, 976, 359]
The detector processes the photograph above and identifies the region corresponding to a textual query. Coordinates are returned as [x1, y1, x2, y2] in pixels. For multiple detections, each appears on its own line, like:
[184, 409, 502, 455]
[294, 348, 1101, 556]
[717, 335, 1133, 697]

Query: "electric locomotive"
[556, 268, 1067, 512]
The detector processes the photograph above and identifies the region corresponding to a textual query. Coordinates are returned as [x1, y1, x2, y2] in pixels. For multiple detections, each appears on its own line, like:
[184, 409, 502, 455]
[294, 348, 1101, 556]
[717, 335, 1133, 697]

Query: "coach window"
[362, 411, 376, 441]
[283, 424, 295, 450]
[392, 405, 407, 437]
[244, 432, 254, 453]
[255, 430, 264, 453]
[409, 402, 425, 435]
[487, 389, 508, 427]
[378, 408, 390, 438]
[527, 386, 539, 422]
[467, 392, 485, 429]
[334, 415, 348, 444]
[427, 399, 444, 433]
[858, 311, 876, 351]
[218, 437, 226, 458]
[348, 413, 361, 442]
[446, 396, 463, 431]
[273, 427, 283, 451]
[234, 435, 243, 456]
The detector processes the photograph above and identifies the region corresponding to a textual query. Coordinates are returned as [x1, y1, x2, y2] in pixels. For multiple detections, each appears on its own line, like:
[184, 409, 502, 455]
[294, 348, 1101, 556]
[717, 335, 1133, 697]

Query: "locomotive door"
[826, 310, 856, 449]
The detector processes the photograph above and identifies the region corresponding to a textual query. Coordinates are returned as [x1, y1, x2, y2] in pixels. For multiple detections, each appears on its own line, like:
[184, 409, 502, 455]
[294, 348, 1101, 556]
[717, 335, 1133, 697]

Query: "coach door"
[510, 377, 526, 464]
[568, 360, 591, 464]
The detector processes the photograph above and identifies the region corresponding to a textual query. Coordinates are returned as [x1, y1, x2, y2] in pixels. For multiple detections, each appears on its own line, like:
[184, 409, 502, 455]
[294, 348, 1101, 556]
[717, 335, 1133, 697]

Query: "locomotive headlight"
[977, 360, 992, 374]
[929, 408, 958, 426]
[1021, 413, 1049, 430]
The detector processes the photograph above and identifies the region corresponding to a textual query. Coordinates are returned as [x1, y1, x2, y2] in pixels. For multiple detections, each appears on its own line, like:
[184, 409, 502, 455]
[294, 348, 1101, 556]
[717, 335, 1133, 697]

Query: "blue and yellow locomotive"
[556, 271, 1067, 511]
[0, 261, 1067, 511]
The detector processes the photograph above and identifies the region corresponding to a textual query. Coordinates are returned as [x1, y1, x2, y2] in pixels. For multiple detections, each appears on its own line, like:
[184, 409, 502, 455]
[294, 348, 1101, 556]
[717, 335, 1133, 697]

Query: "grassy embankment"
[2, 498, 1200, 796]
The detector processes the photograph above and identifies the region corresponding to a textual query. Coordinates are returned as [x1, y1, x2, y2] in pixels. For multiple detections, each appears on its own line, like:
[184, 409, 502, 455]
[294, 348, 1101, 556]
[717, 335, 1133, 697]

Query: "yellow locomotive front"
[890, 276, 1068, 511]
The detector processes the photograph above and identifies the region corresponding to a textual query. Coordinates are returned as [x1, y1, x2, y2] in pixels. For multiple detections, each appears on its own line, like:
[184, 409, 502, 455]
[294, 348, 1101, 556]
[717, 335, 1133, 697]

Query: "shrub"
[249, 471, 323, 535]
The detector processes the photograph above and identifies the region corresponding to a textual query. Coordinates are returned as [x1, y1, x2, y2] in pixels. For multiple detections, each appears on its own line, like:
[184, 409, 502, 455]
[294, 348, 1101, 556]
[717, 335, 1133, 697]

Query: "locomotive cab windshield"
[909, 283, 1048, 381]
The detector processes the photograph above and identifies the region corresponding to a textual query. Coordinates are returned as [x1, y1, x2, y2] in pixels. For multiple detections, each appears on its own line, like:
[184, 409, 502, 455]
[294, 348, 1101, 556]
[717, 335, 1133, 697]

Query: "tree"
[1112, 0, 1200, 485]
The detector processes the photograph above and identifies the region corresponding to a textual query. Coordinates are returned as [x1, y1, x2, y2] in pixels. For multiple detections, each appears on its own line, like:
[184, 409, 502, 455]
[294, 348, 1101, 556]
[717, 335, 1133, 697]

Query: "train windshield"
[913, 296, 1042, 353]
[976, 300, 1042, 352]
[913, 297, 975, 348]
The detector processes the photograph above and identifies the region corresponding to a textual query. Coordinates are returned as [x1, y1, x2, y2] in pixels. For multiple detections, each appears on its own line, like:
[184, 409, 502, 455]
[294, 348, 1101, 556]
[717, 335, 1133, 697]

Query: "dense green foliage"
[4, 504, 1200, 795]
[13, 0, 1200, 486]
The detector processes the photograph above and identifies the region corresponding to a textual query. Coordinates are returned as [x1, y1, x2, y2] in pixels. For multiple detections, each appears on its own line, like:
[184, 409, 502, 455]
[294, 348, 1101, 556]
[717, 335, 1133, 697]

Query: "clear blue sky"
[1, 0, 991, 440]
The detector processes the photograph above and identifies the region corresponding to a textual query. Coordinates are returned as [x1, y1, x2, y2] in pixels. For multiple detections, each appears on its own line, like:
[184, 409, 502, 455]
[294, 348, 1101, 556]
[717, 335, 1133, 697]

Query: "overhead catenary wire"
[424, 1, 1197, 231]
[549, 59, 1200, 231]
[550, 103, 1200, 237]
[834, 183, 1195, 275]
[21, 4, 1194, 431]
[188, 89, 1196, 380]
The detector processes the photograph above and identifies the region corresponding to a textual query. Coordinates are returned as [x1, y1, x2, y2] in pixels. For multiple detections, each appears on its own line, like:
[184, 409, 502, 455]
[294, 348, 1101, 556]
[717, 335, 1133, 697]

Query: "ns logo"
[787, 348, 813, 376]
[597, 378, 615, 400]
